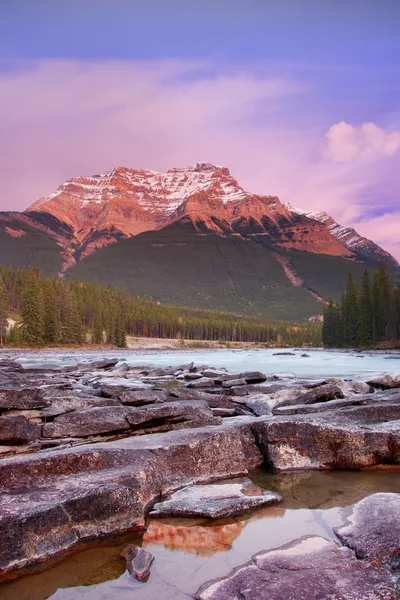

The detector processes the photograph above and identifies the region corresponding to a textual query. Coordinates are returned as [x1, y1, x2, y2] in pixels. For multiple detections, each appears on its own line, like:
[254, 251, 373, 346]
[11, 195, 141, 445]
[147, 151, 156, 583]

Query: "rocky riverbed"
[0, 353, 399, 598]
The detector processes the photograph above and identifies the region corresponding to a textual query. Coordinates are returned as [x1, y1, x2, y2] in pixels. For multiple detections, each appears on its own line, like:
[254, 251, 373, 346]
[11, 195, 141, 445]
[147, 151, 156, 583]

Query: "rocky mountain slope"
[0, 162, 398, 318]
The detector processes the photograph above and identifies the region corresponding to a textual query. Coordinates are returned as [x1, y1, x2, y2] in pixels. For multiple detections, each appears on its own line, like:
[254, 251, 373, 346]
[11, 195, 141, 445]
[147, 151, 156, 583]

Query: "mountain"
[0, 162, 398, 319]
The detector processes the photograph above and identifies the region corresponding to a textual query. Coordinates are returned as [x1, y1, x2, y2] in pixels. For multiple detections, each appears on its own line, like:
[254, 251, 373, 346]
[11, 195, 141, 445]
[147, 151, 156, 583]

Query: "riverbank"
[0, 353, 398, 599]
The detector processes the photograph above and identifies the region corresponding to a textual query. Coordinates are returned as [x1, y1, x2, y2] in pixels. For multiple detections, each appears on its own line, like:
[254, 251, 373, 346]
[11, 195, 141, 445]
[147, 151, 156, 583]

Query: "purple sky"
[1, 1, 399, 259]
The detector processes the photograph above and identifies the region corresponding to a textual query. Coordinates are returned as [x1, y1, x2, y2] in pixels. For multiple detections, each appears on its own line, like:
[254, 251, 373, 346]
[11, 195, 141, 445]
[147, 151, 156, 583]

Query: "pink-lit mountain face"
[27, 162, 398, 267]
[0, 161, 397, 319]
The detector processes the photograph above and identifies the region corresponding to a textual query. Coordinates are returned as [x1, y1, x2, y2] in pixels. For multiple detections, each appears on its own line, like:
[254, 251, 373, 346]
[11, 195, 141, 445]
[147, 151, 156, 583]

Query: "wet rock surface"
[149, 478, 282, 519]
[194, 534, 398, 600]
[121, 545, 154, 582]
[335, 492, 400, 568]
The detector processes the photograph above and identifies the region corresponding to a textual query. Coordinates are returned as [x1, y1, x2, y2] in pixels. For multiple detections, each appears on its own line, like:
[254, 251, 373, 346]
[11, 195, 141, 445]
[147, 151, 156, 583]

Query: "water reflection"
[143, 505, 285, 556]
[0, 470, 399, 600]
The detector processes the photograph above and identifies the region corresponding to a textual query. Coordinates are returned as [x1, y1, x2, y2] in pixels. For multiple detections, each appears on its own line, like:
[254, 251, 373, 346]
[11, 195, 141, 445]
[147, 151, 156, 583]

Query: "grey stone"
[0, 388, 50, 410]
[240, 371, 267, 384]
[126, 401, 221, 432]
[222, 378, 247, 388]
[149, 478, 282, 519]
[0, 420, 263, 576]
[335, 492, 400, 568]
[121, 545, 154, 582]
[0, 415, 41, 443]
[255, 398, 400, 470]
[367, 374, 400, 390]
[42, 406, 133, 438]
[119, 389, 168, 406]
[194, 536, 397, 600]
[186, 377, 216, 389]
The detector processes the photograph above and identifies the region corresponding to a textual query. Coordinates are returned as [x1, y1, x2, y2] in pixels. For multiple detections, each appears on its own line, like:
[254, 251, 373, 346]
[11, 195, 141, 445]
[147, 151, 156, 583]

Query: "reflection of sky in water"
[14, 347, 400, 379]
[2, 471, 399, 600]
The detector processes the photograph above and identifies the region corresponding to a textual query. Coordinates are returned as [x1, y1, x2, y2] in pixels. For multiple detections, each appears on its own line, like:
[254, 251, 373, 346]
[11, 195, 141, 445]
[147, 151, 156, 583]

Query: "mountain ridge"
[0, 162, 398, 319]
[26, 162, 398, 269]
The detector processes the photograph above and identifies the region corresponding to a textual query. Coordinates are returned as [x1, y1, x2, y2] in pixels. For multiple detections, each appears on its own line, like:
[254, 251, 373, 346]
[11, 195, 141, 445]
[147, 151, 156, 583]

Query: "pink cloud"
[324, 121, 400, 162]
[0, 59, 399, 261]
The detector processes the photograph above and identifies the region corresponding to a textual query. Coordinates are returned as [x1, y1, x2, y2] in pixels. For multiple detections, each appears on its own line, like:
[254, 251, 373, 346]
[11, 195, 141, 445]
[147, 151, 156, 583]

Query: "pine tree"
[60, 286, 83, 344]
[342, 273, 360, 347]
[43, 280, 60, 345]
[372, 267, 393, 341]
[0, 274, 9, 345]
[92, 309, 104, 344]
[358, 270, 373, 347]
[21, 268, 44, 346]
[114, 314, 127, 348]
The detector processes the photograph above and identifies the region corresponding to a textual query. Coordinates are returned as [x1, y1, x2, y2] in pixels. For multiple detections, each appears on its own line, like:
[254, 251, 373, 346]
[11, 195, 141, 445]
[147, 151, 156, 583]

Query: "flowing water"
[10, 347, 400, 379]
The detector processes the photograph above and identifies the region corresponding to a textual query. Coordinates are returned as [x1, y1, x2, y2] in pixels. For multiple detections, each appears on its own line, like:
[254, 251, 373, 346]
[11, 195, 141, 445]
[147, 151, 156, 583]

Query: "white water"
[13, 348, 400, 380]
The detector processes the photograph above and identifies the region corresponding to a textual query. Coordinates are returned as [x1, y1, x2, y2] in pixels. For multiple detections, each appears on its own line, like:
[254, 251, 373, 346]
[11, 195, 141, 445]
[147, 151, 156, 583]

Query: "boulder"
[214, 373, 242, 383]
[221, 378, 247, 388]
[367, 374, 400, 390]
[0, 388, 50, 410]
[184, 372, 203, 380]
[201, 369, 228, 379]
[255, 398, 400, 470]
[126, 401, 222, 433]
[186, 377, 216, 389]
[149, 478, 282, 519]
[0, 415, 41, 443]
[335, 493, 400, 569]
[240, 371, 267, 384]
[194, 536, 397, 600]
[48, 396, 121, 411]
[273, 389, 399, 416]
[276, 384, 344, 409]
[84, 358, 119, 370]
[119, 389, 168, 406]
[42, 406, 133, 438]
[121, 545, 154, 582]
[99, 384, 131, 398]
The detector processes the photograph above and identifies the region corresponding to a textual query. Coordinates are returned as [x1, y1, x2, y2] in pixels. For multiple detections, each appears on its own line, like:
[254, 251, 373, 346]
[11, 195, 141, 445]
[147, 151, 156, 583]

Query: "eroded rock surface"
[0, 355, 399, 584]
[194, 536, 397, 600]
[335, 492, 400, 568]
[0, 419, 263, 577]
[149, 478, 282, 519]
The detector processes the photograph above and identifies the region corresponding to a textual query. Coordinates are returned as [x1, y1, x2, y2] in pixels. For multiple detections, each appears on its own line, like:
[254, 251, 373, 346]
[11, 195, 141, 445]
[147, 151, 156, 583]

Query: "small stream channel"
[1, 469, 399, 600]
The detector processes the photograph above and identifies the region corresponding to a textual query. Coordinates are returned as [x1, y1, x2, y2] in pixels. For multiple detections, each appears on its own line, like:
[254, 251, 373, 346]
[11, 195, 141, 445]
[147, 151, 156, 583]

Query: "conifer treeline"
[0, 266, 322, 347]
[322, 267, 400, 348]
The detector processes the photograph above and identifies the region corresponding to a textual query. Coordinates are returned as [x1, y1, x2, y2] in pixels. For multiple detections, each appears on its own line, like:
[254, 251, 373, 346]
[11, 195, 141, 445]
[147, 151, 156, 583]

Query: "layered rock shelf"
[0, 356, 399, 595]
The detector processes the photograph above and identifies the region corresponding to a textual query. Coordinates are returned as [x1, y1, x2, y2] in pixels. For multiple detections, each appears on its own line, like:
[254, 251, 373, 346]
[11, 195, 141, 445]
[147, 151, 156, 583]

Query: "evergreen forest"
[322, 267, 400, 348]
[0, 266, 322, 348]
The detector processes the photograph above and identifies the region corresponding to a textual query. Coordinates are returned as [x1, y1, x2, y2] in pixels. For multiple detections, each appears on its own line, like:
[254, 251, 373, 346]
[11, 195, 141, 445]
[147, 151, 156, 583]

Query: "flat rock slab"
[149, 477, 282, 519]
[0, 419, 263, 576]
[255, 399, 400, 470]
[119, 389, 168, 405]
[42, 406, 133, 438]
[0, 415, 41, 443]
[194, 536, 397, 600]
[0, 388, 50, 410]
[121, 545, 154, 581]
[335, 492, 400, 569]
